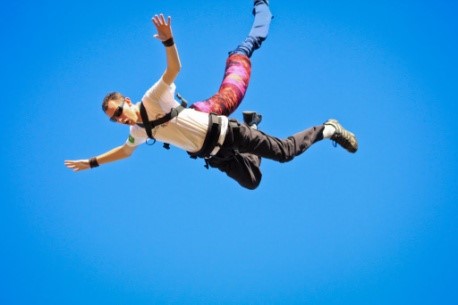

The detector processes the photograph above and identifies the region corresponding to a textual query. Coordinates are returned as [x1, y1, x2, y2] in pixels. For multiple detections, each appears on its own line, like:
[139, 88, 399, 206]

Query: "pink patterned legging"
[190, 1, 271, 116]
[190, 53, 251, 116]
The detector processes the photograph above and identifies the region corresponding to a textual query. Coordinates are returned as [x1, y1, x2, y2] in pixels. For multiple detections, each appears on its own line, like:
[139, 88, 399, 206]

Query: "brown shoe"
[324, 119, 358, 153]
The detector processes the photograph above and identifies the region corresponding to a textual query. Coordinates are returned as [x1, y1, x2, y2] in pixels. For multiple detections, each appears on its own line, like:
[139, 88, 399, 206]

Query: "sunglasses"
[109, 99, 125, 122]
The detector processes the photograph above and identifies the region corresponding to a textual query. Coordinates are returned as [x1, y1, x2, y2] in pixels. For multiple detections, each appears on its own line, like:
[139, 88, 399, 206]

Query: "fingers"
[152, 14, 167, 25]
[64, 161, 78, 171]
[64, 160, 87, 172]
[152, 13, 173, 42]
[152, 14, 171, 27]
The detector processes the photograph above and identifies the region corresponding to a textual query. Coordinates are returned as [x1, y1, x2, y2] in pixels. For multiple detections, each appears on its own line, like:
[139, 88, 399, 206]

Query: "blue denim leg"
[231, 2, 273, 57]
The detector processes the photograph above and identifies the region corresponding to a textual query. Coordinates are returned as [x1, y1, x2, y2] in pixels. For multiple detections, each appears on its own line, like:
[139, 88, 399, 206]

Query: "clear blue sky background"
[2, 0, 457, 304]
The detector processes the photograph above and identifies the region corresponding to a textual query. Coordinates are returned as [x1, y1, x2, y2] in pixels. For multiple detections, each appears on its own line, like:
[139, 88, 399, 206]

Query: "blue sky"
[2, 0, 457, 304]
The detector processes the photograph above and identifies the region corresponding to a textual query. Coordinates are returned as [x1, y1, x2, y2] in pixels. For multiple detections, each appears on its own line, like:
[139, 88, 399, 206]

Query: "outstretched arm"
[64, 144, 137, 172]
[152, 14, 181, 85]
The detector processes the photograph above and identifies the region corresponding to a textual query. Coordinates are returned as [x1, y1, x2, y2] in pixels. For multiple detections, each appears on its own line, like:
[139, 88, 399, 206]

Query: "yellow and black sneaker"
[324, 119, 358, 153]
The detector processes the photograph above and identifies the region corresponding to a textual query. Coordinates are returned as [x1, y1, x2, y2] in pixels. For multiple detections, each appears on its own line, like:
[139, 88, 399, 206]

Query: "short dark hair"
[102, 92, 124, 112]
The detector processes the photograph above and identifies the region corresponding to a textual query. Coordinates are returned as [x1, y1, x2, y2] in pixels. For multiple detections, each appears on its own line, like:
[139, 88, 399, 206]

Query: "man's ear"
[125, 97, 133, 105]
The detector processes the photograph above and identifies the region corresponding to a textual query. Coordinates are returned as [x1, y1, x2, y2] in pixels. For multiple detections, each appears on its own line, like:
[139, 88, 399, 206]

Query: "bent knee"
[239, 177, 261, 190]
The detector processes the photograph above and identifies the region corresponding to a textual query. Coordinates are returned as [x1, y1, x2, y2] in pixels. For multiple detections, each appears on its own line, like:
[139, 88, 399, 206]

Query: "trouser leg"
[207, 151, 262, 190]
[225, 120, 325, 163]
[209, 120, 323, 189]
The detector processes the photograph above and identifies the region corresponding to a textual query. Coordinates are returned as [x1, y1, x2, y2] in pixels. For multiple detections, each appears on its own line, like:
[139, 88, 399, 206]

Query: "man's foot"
[243, 111, 263, 128]
[324, 119, 358, 153]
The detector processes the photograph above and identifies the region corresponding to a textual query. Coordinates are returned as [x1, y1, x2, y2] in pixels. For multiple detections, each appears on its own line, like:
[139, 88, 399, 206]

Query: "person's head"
[102, 92, 139, 125]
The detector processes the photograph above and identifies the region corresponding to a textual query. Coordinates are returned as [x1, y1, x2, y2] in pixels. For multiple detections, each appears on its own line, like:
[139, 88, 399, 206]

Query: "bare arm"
[64, 144, 137, 172]
[152, 14, 181, 85]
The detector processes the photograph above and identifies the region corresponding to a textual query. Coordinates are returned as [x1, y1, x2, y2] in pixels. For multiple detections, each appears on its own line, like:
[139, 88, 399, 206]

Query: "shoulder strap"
[138, 101, 187, 140]
[139, 102, 154, 139]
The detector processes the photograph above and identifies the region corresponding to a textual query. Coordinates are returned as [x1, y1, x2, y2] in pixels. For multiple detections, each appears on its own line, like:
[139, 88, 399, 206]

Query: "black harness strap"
[137, 101, 186, 141]
[188, 113, 222, 159]
[136, 97, 223, 162]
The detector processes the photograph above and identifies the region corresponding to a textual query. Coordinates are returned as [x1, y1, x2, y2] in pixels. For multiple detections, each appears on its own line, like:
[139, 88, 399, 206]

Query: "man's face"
[105, 97, 138, 125]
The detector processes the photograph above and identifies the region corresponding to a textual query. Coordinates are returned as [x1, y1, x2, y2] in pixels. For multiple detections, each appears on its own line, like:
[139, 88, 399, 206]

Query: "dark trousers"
[207, 120, 325, 189]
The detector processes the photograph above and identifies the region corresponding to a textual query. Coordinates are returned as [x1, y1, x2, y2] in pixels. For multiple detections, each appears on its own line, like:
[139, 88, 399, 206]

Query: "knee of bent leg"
[238, 172, 262, 190]
[274, 151, 295, 163]
[240, 178, 261, 190]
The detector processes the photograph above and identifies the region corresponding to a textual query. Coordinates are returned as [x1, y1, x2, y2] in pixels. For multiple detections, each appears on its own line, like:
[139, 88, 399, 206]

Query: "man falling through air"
[65, 1, 358, 190]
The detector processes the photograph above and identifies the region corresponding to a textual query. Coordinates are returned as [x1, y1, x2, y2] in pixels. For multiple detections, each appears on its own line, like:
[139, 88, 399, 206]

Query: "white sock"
[322, 124, 336, 138]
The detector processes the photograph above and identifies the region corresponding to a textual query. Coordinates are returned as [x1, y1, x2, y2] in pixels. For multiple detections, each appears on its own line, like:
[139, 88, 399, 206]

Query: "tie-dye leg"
[191, 54, 251, 116]
[191, 1, 272, 116]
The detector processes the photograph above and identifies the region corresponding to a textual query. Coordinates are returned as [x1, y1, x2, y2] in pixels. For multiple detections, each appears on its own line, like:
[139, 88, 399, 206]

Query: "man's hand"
[152, 13, 181, 85]
[152, 14, 173, 42]
[64, 159, 91, 172]
[64, 144, 136, 172]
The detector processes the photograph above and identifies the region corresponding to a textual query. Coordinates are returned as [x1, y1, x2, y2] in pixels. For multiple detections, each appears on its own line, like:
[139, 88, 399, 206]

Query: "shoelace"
[332, 133, 351, 149]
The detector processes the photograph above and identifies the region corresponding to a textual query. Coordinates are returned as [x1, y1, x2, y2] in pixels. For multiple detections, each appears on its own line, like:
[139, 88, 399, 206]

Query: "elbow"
[126, 148, 135, 157]
[163, 67, 181, 85]
[173, 57, 182, 73]
[172, 63, 181, 75]
[121, 145, 135, 158]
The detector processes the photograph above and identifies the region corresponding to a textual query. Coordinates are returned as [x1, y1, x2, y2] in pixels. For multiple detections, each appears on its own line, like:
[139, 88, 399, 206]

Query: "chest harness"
[136, 94, 224, 163]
